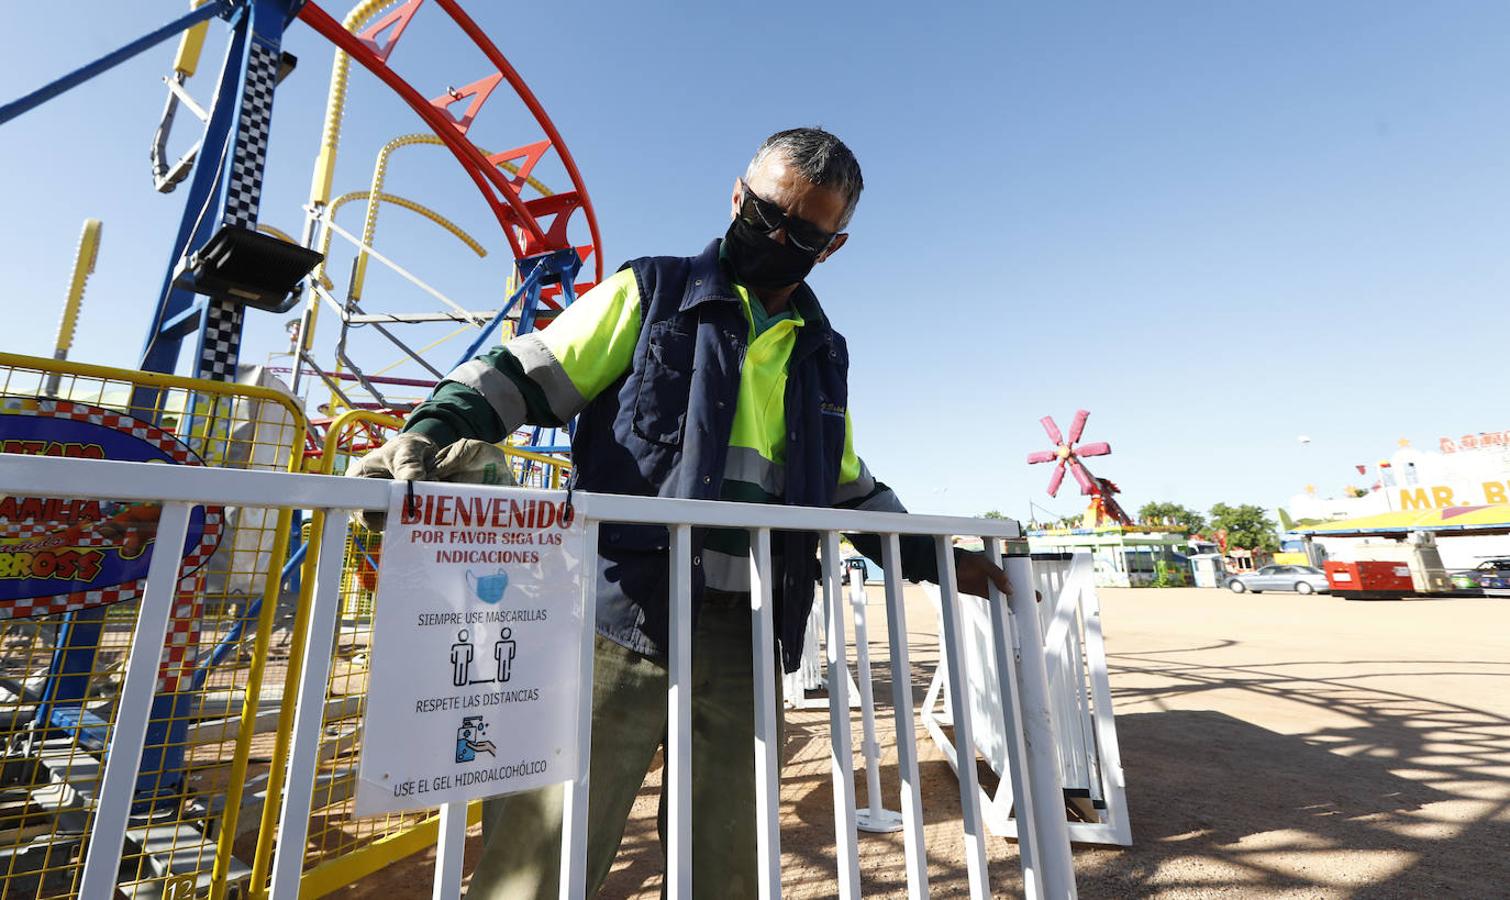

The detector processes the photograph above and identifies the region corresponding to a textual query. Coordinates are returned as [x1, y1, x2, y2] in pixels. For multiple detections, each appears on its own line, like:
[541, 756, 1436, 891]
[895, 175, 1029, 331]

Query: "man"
[351, 127, 1009, 898]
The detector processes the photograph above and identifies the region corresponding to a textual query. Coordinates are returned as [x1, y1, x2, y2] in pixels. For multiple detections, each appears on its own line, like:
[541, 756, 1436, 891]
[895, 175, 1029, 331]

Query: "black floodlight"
[175, 225, 323, 313]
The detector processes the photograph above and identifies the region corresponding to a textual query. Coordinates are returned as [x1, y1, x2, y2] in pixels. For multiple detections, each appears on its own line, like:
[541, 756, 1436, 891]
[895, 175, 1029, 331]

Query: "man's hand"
[954, 550, 1012, 599]
[347, 433, 438, 530]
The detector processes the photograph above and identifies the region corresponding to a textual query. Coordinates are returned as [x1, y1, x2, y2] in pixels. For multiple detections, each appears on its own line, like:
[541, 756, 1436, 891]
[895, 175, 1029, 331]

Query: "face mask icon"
[466, 569, 509, 604]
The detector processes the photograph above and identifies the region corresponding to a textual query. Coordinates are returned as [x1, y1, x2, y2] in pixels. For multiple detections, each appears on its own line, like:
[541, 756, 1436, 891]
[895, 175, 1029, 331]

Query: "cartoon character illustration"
[30, 501, 163, 557]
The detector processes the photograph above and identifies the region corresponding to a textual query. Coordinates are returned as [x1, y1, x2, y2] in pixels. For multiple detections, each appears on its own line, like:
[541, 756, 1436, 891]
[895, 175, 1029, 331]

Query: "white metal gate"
[3, 454, 1081, 898]
[922, 552, 1131, 847]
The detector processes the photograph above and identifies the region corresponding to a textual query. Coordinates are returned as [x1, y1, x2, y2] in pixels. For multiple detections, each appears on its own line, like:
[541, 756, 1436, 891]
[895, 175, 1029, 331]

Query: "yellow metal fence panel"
[0, 356, 574, 898]
[0, 353, 305, 900]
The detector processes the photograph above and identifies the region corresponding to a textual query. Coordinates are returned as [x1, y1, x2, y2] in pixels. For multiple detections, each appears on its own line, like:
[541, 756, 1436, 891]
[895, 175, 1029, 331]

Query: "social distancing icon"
[449, 626, 521, 686]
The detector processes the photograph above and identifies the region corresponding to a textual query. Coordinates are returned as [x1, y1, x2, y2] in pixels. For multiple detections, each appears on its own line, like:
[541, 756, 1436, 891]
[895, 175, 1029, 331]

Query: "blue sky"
[3, 2, 1507, 520]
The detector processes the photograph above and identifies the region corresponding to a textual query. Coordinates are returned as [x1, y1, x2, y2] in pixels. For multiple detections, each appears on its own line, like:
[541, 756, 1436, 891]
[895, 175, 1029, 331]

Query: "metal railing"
[0, 352, 307, 900]
[922, 552, 1131, 849]
[2, 455, 1078, 899]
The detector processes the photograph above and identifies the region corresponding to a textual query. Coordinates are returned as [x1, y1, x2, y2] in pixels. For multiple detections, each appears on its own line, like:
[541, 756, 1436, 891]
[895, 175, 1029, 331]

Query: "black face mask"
[723, 217, 820, 290]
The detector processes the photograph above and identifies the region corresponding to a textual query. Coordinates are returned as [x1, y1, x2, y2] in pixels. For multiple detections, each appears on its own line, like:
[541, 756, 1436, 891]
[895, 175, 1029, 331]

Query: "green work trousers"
[466, 595, 784, 899]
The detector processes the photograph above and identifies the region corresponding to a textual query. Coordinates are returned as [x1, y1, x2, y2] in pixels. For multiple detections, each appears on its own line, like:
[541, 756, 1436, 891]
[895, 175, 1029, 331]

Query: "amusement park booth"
[1026, 525, 1192, 588]
[1294, 503, 1510, 598]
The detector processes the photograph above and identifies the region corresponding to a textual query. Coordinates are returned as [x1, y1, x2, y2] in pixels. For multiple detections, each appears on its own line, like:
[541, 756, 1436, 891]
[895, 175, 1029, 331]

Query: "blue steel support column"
[192, 0, 291, 382]
[134, 17, 245, 381]
[35, 7, 254, 743]
[149, 0, 300, 804]
[41, 1, 301, 809]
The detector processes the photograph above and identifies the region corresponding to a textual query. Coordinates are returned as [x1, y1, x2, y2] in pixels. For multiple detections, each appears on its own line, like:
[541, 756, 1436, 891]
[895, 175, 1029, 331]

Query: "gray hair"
[745, 127, 864, 229]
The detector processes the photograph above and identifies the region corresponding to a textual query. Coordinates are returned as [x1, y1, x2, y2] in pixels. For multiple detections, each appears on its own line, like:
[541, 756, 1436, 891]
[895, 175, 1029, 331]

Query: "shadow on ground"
[334, 629, 1510, 898]
[1074, 649, 1510, 899]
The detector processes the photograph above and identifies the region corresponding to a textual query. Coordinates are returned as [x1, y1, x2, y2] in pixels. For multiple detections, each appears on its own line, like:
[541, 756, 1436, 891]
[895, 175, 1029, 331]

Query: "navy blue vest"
[572, 239, 850, 672]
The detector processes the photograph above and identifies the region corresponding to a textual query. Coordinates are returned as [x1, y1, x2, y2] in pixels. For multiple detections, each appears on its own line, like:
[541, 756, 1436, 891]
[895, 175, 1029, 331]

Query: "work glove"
[433, 439, 519, 488]
[346, 432, 438, 531]
[348, 432, 438, 482]
[348, 435, 518, 531]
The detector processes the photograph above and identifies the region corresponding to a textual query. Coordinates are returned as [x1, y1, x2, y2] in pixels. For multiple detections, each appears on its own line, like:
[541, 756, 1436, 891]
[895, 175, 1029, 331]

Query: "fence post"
[982, 538, 1042, 897]
[933, 539, 991, 899]
[848, 567, 902, 834]
[431, 802, 467, 899]
[749, 528, 784, 899]
[1002, 553, 1078, 898]
[249, 519, 327, 896]
[268, 509, 352, 897]
[77, 503, 195, 899]
[212, 506, 296, 898]
[821, 533, 862, 899]
[879, 535, 930, 898]
[559, 520, 601, 898]
[1073, 554, 1131, 845]
[666, 524, 693, 899]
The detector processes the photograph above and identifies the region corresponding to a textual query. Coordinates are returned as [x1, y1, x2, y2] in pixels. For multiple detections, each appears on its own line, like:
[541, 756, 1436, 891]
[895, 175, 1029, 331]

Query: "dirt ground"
[339, 586, 1510, 898]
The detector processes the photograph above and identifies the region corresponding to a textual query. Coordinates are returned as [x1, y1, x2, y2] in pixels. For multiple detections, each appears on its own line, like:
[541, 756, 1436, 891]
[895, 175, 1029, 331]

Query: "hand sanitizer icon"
[455, 716, 496, 763]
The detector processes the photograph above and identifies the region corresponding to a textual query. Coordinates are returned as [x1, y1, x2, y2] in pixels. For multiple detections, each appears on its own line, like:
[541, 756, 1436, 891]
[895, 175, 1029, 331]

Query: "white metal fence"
[1024, 552, 1130, 846]
[3, 455, 1079, 899]
[923, 552, 1130, 847]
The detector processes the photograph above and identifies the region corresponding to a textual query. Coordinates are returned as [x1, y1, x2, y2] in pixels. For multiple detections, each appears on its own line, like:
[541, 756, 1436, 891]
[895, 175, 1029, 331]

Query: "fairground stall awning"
[1296, 504, 1510, 537]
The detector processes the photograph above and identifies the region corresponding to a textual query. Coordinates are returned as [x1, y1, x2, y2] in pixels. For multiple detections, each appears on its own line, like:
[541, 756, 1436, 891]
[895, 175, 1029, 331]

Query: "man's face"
[731, 154, 850, 263]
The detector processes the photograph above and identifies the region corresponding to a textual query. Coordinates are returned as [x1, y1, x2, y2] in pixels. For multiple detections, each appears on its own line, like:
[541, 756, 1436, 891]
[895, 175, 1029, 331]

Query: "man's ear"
[817, 232, 848, 264]
[730, 177, 743, 220]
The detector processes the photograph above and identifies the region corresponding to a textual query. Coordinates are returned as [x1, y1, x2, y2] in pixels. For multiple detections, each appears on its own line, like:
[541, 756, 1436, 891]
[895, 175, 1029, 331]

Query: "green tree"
[1208, 502, 1279, 552]
[981, 509, 1009, 520]
[1136, 501, 1206, 533]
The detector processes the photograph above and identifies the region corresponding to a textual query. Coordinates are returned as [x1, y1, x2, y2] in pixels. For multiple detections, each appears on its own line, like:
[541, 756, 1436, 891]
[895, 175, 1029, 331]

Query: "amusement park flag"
[355, 481, 587, 816]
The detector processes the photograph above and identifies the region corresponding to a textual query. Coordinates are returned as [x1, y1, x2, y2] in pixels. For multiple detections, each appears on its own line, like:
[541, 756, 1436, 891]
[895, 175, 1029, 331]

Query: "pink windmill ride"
[1027, 409, 1133, 527]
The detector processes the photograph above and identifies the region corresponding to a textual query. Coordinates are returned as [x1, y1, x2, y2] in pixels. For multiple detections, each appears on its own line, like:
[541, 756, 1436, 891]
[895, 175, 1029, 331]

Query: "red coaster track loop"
[298, 0, 604, 288]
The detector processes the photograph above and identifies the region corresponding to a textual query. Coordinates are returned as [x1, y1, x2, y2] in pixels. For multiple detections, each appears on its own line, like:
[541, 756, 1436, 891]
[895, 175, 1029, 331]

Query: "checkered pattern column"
[195, 38, 279, 382]
[159, 579, 205, 694]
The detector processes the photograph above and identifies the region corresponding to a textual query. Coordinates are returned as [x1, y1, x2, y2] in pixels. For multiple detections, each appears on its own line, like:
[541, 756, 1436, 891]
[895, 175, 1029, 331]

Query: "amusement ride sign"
[1438, 431, 1510, 454]
[355, 481, 587, 816]
[0, 399, 223, 618]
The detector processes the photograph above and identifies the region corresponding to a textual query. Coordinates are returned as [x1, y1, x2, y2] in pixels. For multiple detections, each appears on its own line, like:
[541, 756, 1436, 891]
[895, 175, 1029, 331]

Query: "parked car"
[1226, 564, 1330, 595]
[842, 555, 883, 585]
[1451, 558, 1510, 590]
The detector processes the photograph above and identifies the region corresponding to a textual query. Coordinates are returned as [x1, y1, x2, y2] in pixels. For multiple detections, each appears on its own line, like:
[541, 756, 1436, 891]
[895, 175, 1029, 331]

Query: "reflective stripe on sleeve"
[851, 485, 906, 514]
[512, 333, 588, 423]
[833, 458, 876, 505]
[445, 358, 527, 432]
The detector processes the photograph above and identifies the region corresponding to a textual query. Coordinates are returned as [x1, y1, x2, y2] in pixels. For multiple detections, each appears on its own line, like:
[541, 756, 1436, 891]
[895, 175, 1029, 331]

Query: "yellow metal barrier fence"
[0, 352, 305, 899]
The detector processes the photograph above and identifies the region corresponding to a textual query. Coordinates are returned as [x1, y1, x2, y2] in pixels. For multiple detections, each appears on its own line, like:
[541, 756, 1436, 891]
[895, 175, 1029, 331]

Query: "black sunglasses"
[738, 179, 838, 255]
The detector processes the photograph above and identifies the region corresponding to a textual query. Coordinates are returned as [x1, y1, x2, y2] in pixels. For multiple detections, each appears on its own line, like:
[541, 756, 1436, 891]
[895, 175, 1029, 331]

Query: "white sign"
[354, 482, 587, 816]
